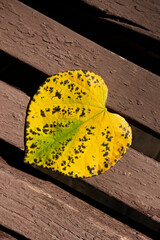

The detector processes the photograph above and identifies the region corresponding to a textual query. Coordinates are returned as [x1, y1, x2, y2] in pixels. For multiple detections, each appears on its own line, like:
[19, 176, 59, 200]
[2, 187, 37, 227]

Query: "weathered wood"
[0, 230, 17, 240]
[0, 82, 29, 149]
[18, 0, 160, 76]
[83, 0, 160, 40]
[0, 157, 152, 240]
[0, 81, 160, 233]
[0, 0, 160, 135]
[38, 148, 160, 233]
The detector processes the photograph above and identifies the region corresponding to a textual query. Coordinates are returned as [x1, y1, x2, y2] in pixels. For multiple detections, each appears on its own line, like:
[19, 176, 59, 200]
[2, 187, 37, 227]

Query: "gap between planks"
[0, 157, 153, 240]
[19, 0, 160, 75]
[0, 0, 160, 135]
[82, 0, 160, 40]
[0, 230, 18, 240]
[0, 81, 160, 234]
[0, 53, 160, 159]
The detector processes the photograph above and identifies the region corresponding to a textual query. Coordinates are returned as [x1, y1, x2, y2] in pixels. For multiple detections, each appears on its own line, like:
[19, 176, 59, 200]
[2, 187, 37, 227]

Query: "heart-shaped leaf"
[24, 70, 132, 178]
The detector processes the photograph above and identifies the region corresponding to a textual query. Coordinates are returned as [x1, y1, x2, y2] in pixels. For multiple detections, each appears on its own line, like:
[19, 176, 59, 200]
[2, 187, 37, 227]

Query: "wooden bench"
[0, 0, 160, 239]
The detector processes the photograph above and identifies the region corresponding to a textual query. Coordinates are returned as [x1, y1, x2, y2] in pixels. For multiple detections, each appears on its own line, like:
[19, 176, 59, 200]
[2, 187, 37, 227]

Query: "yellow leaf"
[24, 70, 132, 178]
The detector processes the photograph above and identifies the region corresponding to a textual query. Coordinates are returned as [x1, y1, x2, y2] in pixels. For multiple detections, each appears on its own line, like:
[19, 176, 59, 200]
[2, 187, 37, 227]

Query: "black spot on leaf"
[40, 110, 45, 117]
[30, 143, 37, 148]
[87, 166, 95, 175]
[55, 91, 62, 99]
[52, 106, 61, 114]
[97, 170, 103, 175]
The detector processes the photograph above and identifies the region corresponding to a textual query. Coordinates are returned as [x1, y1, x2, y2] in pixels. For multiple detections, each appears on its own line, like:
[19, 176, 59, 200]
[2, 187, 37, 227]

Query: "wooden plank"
[38, 148, 160, 234]
[0, 0, 160, 135]
[0, 80, 160, 160]
[0, 81, 29, 149]
[82, 0, 160, 40]
[0, 158, 152, 240]
[0, 81, 160, 233]
[18, 0, 160, 76]
[0, 230, 17, 240]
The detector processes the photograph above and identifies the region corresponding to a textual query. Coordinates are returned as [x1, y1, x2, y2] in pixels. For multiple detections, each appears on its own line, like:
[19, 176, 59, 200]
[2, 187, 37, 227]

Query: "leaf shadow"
[0, 139, 159, 239]
[0, 51, 48, 97]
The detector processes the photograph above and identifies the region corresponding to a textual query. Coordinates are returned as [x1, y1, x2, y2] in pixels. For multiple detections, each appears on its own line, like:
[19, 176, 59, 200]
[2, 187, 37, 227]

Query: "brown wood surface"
[0, 0, 160, 239]
[0, 157, 152, 240]
[0, 81, 29, 149]
[0, 230, 17, 240]
[83, 0, 160, 40]
[0, 0, 160, 135]
[0, 81, 160, 233]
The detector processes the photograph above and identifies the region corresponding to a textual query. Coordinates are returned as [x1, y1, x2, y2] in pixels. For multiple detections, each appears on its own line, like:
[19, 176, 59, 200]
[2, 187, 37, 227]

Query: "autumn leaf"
[24, 70, 132, 178]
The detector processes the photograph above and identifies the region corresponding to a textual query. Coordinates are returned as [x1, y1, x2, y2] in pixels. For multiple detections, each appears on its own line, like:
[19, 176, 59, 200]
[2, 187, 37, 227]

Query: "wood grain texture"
[0, 82, 29, 149]
[0, 0, 160, 134]
[34, 150, 160, 233]
[0, 158, 152, 240]
[0, 81, 160, 232]
[83, 0, 160, 40]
